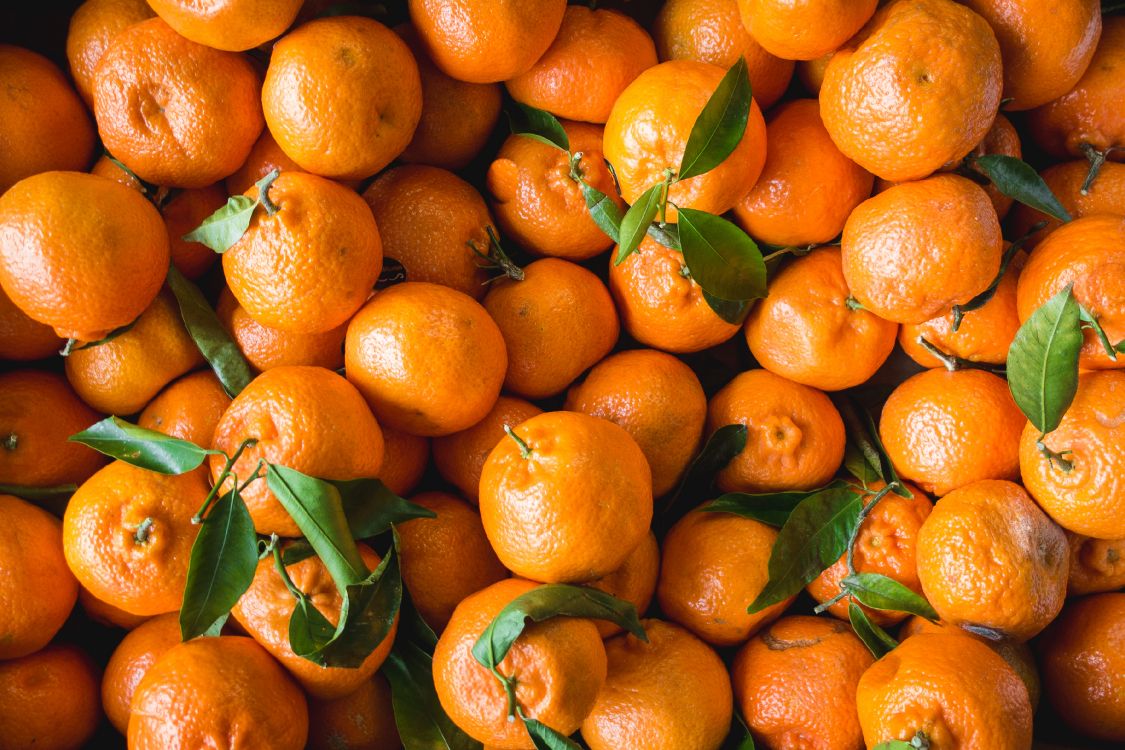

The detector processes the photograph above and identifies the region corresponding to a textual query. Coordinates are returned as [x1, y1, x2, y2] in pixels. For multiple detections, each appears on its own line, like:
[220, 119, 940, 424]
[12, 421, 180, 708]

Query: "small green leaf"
[703, 290, 752, 324]
[0, 483, 77, 501]
[182, 169, 278, 252]
[661, 424, 748, 519]
[1079, 305, 1119, 361]
[522, 715, 582, 750]
[837, 397, 912, 499]
[384, 643, 484, 750]
[843, 442, 881, 488]
[166, 266, 254, 398]
[507, 102, 569, 151]
[841, 573, 938, 620]
[722, 715, 756, 750]
[703, 481, 849, 527]
[972, 155, 1072, 223]
[849, 602, 898, 659]
[67, 318, 139, 354]
[678, 57, 752, 181]
[615, 182, 663, 265]
[677, 208, 766, 302]
[873, 742, 914, 750]
[1006, 285, 1083, 434]
[579, 178, 623, 244]
[69, 416, 216, 474]
[287, 591, 337, 659]
[332, 478, 436, 539]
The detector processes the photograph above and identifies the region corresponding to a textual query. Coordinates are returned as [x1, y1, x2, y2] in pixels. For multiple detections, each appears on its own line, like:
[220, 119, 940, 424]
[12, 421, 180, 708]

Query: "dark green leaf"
[677, 208, 766, 301]
[703, 290, 752, 324]
[615, 182, 663, 265]
[646, 221, 680, 250]
[703, 481, 848, 527]
[288, 592, 337, 658]
[661, 424, 748, 518]
[973, 155, 1072, 223]
[333, 477, 436, 539]
[166, 266, 254, 398]
[522, 715, 582, 750]
[1006, 285, 1082, 434]
[1079, 305, 1119, 361]
[281, 540, 317, 566]
[849, 602, 898, 659]
[837, 397, 911, 498]
[507, 102, 569, 151]
[841, 573, 938, 620]
[721, 715, 756, 750]
[678, 57, 752, 181]
[579, 178, 622, 244]
[843, 442, 881, 487]
[69, 416, 215, 474]
[400, 585, 440, 653]
[951, 224, 1043, 331]
[385, 643, 484, 750]
[0, 483, 76, 501]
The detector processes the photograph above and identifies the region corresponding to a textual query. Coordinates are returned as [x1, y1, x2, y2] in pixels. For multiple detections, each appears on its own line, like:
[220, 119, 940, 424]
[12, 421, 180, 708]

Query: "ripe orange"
[65, 0, 154, 105]
[215, 288, 346, 373]
[0, 644, 101, 750]
[956, 112, 1023, 219]
[224, 128, 304, 196]
[137, 370, 232, 448]
[738, 0, 877, 61]
[145, 0, 303, 51]
[100, 612, 180, 734]
[797, 51, 832, 95]
[1008, 160, 1125, 251]
[307, 674, 400, 750]
[159, 184, 225, 281]
[376, 426, 429, 497]
[585, 531, 660, 639]
[0, 283, 62, 361]
[1066, 532, 1125, 596]
[79, 585, 148, 630]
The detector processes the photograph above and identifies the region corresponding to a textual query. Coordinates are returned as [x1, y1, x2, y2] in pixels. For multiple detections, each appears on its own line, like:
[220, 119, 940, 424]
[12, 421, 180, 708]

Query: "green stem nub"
[1037, 439, 1073, 473]
[258, 169, 282, 216]
[504, 425, 532, 459]
[845, 296, 866, 312]
[134, 517, 154, 544]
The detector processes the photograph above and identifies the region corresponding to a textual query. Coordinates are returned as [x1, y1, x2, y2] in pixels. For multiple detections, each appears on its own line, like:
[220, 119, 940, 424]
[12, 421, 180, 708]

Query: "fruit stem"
[812, 589, 849, 615]
[193, 437, 258, 523]
[258, 169, 282, 216]
[133, 517, 154, 544]
[1078, 143, 1109, 196]
[503, 425, 532, 459]
[1036, 437, 1073, 472]
[59, 338, 77, 357]
[272, 542, 306, 601]
[844, 296, 866, 312]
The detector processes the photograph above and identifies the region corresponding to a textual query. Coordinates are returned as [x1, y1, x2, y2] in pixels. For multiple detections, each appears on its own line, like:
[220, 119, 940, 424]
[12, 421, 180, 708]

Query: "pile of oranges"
[1, 0, 1123, 749]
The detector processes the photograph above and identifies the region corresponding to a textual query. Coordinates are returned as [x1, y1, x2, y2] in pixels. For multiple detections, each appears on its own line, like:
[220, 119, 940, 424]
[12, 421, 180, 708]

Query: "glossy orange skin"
[819, 0, 1003, 183]
[605, 60, 767, 218]
[397, 491, 509, 632]
[224, 129, 304, 195]
[363, 165, 491, 298]
[100, 612, 180, 734]
[916, 480, 1068, 641]
[216, 288, 346, 373]
[263, 16, 422, 180]
[585, 532, 660, 639]
[653, 0, 793, 108]
[842, 174, 1002, 324]
[658, 506, 794, 646]
[432, 396, 543, 503]
[565, 348, 706, 497]
[408, 0, 567, 84]
[857, 632, 1033, 749]
[484, 259, 619, 399]
[797, 52, 832, 95]
[708, 369, 845, 494]
[0, 283, 61, 360]
[479, 411, 652, 583]
[733, 616, 874, 750]
[433, 578, 607, 749]
[957, 112, 1022, 219]
[65, 0, 154, 106]
[609, 236, 741, 353]
[345, 282, 507, 437]
[160, 184, 224, 281]
[739, 0, 877, 61]
[1016, 214, 1125, 370]
[1019, 370, 1125, 540]
[0, 645, 101, 750]
[0, 171, 168, 341]
[376, 426, 429, 497]
[128, 636, 308, 750]
[210, 366, 384, 537]
[146, 0, 303, 51]
[79, 585, 148, 630]
[507, 7, 656, 124]
[745, 248, 897, 392]
[307, 674, 401, 750]
[1008, 160, 1125, 251]
[487, 121, 623, 260]
[138, 370, 232, 449]
[1065, 532, 1125, 596]
[0, 370, 104, 487]
[0, 495, 78, 659]
[582, 619, 733, 750]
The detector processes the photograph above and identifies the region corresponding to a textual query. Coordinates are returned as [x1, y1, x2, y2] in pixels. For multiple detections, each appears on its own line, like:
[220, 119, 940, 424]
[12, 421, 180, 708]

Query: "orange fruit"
[362, 165, 491, 298]
[345, 282, 507, 437]
[432, 395, 543, 503]
[1019, 370, 1125, 540]
[484, 258, 619, 399]
[585, 531, 660, 639]
[432, 578, 607, 749]
[604, 59, 767, 218]
[480, 411, 652, 583]
[0, 494, 78, 659]
[263, 16, 422, 180]
[137, 370, 232, 448]
[657, 505, 793, 646]
[857, 632, 1033, 749]
[708, 369, 845, 494]
[0, 644, 101, 750]
[0, 170, 168, 341]
[89, 152, 143, 189]
[408, 0, 568, 84]
[128, 636, 308, 749]
[160, 183, 225, 281]
[738, 0, 877, 61]
[954, 111, 1023, 220]
[652, 0, 794, 109]
[582, 619, 733, 750]
[841, 174, 1002, 324]
[0, 283, 62, 361]
[1008, 160, 1125, 251]
[486, 120, 623, 261]
[210, 365, 384, 537]
[307, 674, 400, 750]
[1066, 532, 1125, 596]
[224, 128, 304, 196]
[733, 616, 874, 749]
[65, 0, 154, 106]
[819, 0, 1003, 182]
[797, 51, 833, 95]
[145, 0, 303, 51]
[0, 370, 104, 487]
[79, 585, 148, 630]
[216, 287, 346, 373]
[564, 348, 707, 497]
[100, 612, 181, 734]
[376, 426, 430, 497]
[744, 247, 898, 391]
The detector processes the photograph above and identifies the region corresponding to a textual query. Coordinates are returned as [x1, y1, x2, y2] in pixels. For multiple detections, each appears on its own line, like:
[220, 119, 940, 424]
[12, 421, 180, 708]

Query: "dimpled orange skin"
[0, 171, 169, 341]
[1066, 532, 1125, 595]
[857, 632, 1032, 750]
[362, 165, 491, 298]
[609, 236, 741, 353]
[263, 16, 422, 180]
[128, 636, 308, 750]
[232, 544, 398, 700]
[64, 291, 204, 416]
[145, 0, 303, 51]
[480, 411, 652, 584]
[63, 460, 206, 616]
[582, 619, 733, 750]
[397, 491, 509, 632]
[653, 0, 794, 109]
[1020, 370, 1125, 540]
[487, 121, 623, 261]
[433, 578, 607, 749]
[484, 259, 619, 400]
[0, 495, 78, 660]
[708, 369, 845, 494]
[0, 645, 101, 750]
[733, 616, 874, 750]
[841, 174, 1002, 324]
[0, 283, 62, 360]
[744, 248, 898, 392]
[160, 184, 225, 281]
[138, 371, 232, 449]
[432, 396, 543, 503]
[224, 129, 304, 196]
[1016, 214, 1125, 370]
[216, 288, 346, 373]
[1009, 161, 1125, 251]
[585, 532, 660, 639]
[65, 0, 154, 106]
[953, 112, 1022, 220]
[307, 674, 401, 750]
[100, 612, 180, 734]
[345, 282, 507, 437]
[79, 585, 149, 630]
[738, 0, 877, 61]
[376, 427, 429, 497]
[734, 100, 874, 247]
[819, 0, 1003, 183]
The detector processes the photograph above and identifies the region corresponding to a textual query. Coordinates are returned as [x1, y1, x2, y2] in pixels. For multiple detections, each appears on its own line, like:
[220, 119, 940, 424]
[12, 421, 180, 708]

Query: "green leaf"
[287, 591, 339, 661]
[179, 488, 259, 640]
[661, 424, 748, 518]
[849, 602, 898, 659]
[332, 478, 436, 539]
[472, 585, 646, 669]
[677, 208, 766, 302]
[646, 221, 681, 250]
[703, 290, 752, 324]
[166, 266, 254, 398]
[973, 155, 1072, 223]
[67, 318, 138, 353]
[384, 643, 484, 750]
[1006, 285, 1083, 434]
[841, 573, 938, 620]
[703, 481, 849, 527]
[182, 169, 278, 252]
[721, 715, 756, 750]
[578, 178, 623, 244]
[0, 483, 77, 501]
[747, 487, 864, 613]
[1079, 305, 1119, 361]
[873, 742, 914, 750]
[678, 57, 752, 181]
[69, 416, 216, 474]
[843, 442, 881, 488]
[507, 102, 569, 151]
[615, 182, 663, 265]
[837, 398, 912, 498]
[400, 585, 440, 653]
[522, 715, 582, 750]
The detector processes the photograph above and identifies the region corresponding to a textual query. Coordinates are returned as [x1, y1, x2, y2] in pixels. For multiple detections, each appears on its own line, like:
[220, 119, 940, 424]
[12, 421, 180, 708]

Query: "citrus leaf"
[843, 442, 881, 488]
[385, 643, 484, 750]
[0, 483, 76, 501]
[67, 318, 138, 353]
[182, 194, 258, 252]
[1006, 285, 1082, 434]
[166, 266, 254, 398]
[703, 290, 751, 324]
[874, 742, 914, 750]
[661, 423, 748, 519]
[722, 715, 756, 750]
[507, 102, 569, 151]
[69, 416, 216, 474]
[973, 155, 1072, 223]
[400, 585, 440, 653]
[841, 572, 938, 620]
[837, 397, 911, 498]
[951, 223, 1043, 331]
[332, 478, 436, 539]
[677, 208, 765, 302]
[579, 178, 622, 244]
[522, 715, 582, 750]
[703, 481, 849, 527]
[646, 221, 680, 250]
[849, 602, 898, 659]
[615, 182, 663, 265]
[678, 57, 752, 181]
[288, 591, 337, 658]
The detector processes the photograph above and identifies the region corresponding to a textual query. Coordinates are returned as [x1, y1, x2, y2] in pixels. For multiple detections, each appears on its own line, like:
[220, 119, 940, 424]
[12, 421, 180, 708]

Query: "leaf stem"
[1036, 437, 1073, 472]
[272, 541, 306, 601]
[258, 169, 282, 216]
[503, 425, 532, 459]
[812, 589, 849, 614]
[1079, 143, 1109, 196]
[59, 338, 77, 357]
[194, 438, 257, 523]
